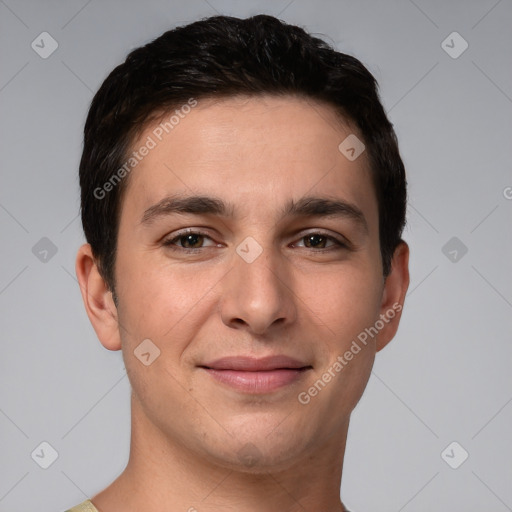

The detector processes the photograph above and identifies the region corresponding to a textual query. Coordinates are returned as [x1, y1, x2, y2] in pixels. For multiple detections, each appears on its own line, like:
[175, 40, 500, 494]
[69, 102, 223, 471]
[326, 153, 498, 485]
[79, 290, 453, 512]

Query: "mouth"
[198, 355, 313, 393]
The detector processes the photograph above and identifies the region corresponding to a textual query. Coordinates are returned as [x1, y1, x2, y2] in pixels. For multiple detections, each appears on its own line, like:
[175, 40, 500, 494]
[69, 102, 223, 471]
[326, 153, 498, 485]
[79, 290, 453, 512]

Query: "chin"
[202, 430, 310, 474]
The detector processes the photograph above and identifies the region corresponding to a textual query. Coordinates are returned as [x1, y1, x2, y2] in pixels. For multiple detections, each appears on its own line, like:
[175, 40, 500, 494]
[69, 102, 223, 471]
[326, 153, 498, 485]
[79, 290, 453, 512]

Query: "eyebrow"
[141, 194, 368, 234]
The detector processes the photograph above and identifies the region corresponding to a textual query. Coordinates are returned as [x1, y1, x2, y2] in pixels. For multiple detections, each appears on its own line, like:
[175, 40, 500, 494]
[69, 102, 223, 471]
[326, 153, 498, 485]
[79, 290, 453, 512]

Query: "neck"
[91, 393, 350, 512]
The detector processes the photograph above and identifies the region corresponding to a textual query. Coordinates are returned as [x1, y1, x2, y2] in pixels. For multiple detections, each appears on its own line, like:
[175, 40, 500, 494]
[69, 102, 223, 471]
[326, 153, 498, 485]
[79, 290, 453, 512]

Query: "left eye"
[293, 233, 345, 250]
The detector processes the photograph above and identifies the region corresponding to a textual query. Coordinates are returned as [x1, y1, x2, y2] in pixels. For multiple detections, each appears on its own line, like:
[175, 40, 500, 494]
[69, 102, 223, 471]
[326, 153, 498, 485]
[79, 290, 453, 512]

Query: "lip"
[201, 355, 310, 371]
[198, 355, 313, 393]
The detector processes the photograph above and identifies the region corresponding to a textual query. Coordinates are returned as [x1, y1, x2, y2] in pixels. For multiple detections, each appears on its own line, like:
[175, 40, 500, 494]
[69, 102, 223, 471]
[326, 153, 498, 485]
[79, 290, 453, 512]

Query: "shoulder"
[64, 499, 100, 512]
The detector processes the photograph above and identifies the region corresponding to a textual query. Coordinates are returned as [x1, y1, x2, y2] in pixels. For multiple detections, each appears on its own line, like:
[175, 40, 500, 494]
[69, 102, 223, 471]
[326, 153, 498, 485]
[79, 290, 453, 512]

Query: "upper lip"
[200, 355, 312, 371]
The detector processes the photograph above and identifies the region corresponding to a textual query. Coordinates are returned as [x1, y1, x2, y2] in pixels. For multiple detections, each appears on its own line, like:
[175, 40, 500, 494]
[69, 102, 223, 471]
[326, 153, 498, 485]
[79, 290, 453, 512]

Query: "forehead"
[121, 95, 377, 228]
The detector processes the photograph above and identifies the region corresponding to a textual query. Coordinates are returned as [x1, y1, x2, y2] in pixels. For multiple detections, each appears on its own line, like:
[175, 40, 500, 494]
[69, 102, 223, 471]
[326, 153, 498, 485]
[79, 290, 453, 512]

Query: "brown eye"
[163, 230, 217, 251]
[294, 232, 347, 250]
[303, 234, 329, 248]
[176, 233, 205, 249]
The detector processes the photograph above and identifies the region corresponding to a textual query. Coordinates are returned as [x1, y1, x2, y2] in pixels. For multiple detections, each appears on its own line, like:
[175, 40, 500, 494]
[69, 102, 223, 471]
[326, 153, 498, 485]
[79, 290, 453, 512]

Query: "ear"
[376, 240, 410, 352]
[75, 243, 122, 351]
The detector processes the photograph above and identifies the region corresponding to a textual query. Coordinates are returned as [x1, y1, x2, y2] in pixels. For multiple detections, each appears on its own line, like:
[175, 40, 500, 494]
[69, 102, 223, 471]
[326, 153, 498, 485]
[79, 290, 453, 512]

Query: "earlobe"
[376, 241, 410, 352]
[75, 243, 122, 351]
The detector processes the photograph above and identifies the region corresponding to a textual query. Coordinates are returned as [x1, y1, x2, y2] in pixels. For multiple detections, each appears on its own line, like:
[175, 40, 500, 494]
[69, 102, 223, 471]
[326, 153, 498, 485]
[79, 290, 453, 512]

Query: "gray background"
[1, 0, 511, 511]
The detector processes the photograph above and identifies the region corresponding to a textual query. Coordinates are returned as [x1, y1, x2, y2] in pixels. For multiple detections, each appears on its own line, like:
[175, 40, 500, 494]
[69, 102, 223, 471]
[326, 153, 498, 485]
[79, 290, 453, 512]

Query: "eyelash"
[162, 229, 349, 253]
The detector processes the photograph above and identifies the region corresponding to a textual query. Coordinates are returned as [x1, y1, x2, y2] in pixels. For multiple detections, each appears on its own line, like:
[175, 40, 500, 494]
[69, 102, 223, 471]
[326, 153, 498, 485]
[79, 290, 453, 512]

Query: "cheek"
[116, 250, 207, 334]
[301, 272, 379, 420]
[299, 265, 382, 406]
[116, 257, 223, 401]
[299, 262, 382, 335]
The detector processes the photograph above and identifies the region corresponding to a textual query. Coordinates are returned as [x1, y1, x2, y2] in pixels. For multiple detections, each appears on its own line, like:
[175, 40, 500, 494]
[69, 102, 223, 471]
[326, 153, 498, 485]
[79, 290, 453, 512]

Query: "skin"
[76, 95, 409, 512]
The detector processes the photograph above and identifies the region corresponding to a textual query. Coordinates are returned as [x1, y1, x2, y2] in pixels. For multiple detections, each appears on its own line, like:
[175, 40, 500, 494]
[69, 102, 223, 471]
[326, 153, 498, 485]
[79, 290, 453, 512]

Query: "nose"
[219, 242, 297, 336]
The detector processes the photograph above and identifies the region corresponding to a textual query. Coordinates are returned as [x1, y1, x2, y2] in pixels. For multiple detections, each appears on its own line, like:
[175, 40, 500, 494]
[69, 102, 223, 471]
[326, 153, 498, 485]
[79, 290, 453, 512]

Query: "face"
[85, 95, 408, 473]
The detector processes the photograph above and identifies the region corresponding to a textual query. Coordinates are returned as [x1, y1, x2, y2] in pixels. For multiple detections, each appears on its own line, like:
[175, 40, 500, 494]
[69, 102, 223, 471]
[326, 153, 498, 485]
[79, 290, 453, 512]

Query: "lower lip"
[202, 368, 310, 393]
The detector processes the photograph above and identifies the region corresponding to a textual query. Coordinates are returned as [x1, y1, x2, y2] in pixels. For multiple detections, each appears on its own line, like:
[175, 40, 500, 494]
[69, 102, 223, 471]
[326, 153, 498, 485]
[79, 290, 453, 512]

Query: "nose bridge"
[220, 237, 296, 333]
[239, 241, 282, 294]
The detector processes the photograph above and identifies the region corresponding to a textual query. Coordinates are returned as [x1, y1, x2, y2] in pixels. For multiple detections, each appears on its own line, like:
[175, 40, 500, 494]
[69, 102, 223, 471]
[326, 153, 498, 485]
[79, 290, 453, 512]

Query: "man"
[71, 13, 409, 512]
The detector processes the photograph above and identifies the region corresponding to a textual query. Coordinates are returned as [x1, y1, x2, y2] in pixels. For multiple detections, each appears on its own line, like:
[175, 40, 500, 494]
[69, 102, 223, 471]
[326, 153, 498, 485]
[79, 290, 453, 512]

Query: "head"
[76, 14, 409, 473]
